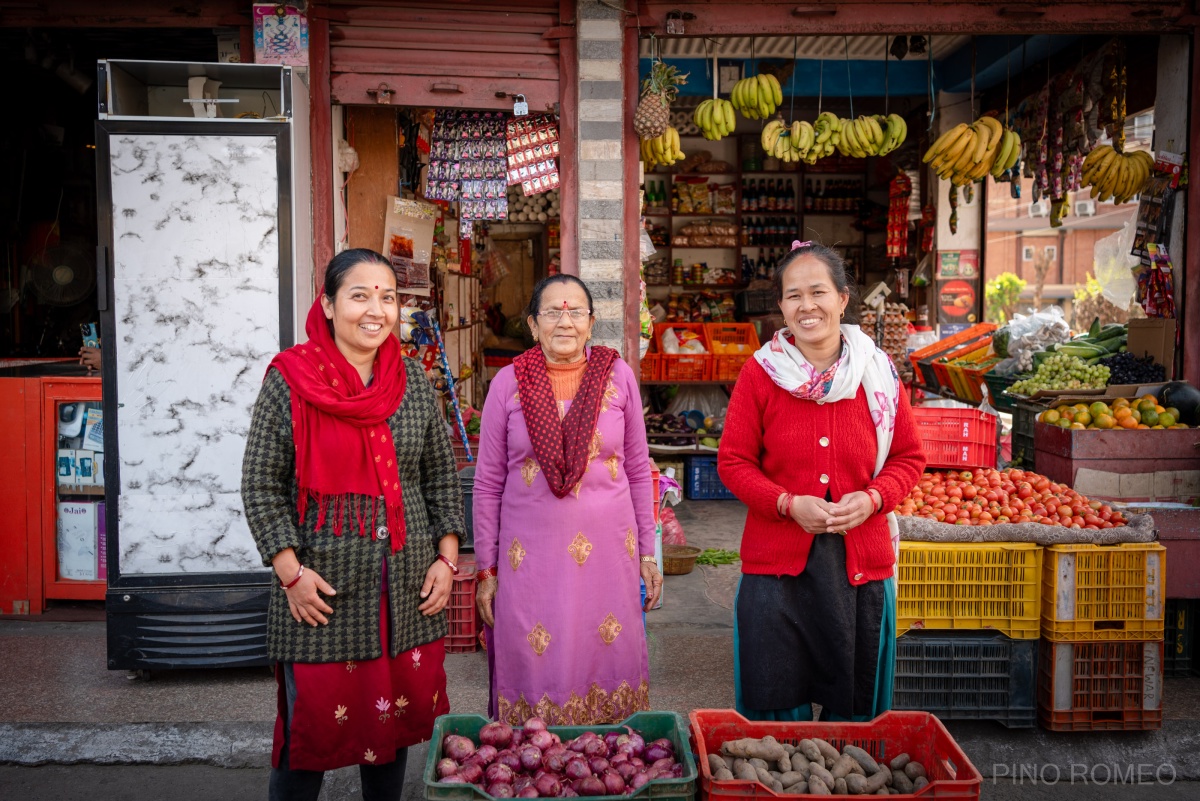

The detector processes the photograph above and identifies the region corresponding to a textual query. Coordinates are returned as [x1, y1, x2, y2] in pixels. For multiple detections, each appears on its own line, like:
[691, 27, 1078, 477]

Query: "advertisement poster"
[937, 250, 979, 280]
[382, 197, 437, 297]
[937, 278, 979, 325]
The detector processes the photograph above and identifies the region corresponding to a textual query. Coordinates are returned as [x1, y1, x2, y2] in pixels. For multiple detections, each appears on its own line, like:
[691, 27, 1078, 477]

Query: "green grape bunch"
[1009, 353, 1111, 396]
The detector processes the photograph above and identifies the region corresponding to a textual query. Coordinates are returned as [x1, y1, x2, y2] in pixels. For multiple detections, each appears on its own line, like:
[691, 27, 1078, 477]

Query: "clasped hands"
[785, 491, 877, 535]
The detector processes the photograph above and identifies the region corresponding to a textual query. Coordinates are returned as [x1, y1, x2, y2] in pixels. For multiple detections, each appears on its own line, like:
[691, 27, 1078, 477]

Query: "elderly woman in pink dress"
[473, 274, 662, 725]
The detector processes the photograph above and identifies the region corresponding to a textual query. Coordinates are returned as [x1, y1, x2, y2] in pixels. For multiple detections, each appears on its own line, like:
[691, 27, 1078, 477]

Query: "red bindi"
[375, 285, 379, 289]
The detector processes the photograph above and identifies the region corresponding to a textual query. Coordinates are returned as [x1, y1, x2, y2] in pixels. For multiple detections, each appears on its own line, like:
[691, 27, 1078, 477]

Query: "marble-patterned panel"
[109, 133, 280, 575]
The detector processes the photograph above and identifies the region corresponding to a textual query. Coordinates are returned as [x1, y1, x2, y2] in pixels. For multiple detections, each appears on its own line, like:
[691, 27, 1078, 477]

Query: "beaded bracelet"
[476, 566, 497, 582]
[281, 564, 305, 590]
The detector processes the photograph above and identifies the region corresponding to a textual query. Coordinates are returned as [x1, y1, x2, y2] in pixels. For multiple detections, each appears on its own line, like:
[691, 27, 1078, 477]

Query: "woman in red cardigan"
[717, 241, 925, 722]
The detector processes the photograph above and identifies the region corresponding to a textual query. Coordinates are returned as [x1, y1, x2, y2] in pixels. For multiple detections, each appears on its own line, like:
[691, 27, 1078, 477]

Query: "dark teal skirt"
[733, 533, 895, 722]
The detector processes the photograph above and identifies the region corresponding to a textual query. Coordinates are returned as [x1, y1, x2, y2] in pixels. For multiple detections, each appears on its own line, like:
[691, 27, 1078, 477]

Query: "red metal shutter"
[328, 0, 561, 111]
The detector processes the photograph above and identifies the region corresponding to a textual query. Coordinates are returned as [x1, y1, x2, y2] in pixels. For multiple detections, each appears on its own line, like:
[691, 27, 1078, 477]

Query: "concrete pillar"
[575, 0, 626, 350]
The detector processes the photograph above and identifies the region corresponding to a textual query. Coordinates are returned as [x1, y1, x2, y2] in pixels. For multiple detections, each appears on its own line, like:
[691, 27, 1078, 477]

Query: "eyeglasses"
[537, 309, 591, 321]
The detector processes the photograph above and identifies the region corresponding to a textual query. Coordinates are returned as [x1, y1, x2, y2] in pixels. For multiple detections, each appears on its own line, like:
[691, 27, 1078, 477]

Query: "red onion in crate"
[475, 745, 499, 765]
[480, 721, 515, 749]
[516, 788, 539, 798]
[442, 734, 476, 762]
[576, 776, 606, 796]
[523, 716, 548, 733]
[528, 730, 554, 751]
[587, 756, 609, 775]
[496, 749, 521, 772]
[518, 745, 543, 772]
[534, 773, 562, 798]
[436, 758, 458, 779]
[564, 757, 591, 782]
[487, 782, 515, 798]
[601, 769, 626, 795]
[458, 762, 484, 785]
[485, 762, 514, 786]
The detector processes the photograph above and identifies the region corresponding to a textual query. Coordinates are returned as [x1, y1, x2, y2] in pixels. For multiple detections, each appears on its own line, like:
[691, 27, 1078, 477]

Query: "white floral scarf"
[754, 324, 902, 566]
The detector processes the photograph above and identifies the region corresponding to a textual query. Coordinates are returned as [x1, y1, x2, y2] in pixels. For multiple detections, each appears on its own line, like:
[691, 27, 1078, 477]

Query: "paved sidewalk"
[2, 500, 1199, 800]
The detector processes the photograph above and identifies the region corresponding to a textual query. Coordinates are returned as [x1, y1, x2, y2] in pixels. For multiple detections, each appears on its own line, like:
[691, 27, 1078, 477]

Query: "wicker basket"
[662, 544, 702, 576]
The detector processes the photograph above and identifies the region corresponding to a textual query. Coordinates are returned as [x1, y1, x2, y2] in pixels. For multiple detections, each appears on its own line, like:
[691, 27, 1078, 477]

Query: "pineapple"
[634, 59, 686, 140]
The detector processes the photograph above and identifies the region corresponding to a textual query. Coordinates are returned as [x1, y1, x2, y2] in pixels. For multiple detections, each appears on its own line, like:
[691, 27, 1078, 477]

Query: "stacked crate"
[892, 542, 1041, 727]
[1036, 543, 1166, 731]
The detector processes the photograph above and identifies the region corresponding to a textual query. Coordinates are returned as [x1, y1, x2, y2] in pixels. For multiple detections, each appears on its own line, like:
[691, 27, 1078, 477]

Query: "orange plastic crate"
[910, 323, 997, 389]
[654, 323, 712, 382]
[954, 351, 1005, 403]
[445, 554, 478, 653]
[912, 406, 998, 470]
[705, 323, 760, 382]
[1037, 639, 1163, 731]
[640, 351, 660, 382]
[690, 709, 982, 800]
[933, 340, 992, 396]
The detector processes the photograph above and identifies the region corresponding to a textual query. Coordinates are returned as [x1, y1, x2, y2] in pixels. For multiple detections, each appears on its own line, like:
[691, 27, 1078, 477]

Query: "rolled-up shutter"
[328, 0, 561, 111]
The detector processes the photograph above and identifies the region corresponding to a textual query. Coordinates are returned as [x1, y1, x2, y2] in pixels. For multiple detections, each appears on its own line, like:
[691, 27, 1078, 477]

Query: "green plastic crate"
[423, 711, 697, 800]
[983, 371, 1017, 411]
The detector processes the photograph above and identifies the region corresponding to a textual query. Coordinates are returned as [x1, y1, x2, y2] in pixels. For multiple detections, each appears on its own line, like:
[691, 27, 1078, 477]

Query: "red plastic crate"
[1036, 639, 1163, 732]
[445, 554, 478, 654]
[689, 709, 981, 800]
[654, 323, 712, 382]
[706, 323, 760, 383]
[912, 407, 997, 470]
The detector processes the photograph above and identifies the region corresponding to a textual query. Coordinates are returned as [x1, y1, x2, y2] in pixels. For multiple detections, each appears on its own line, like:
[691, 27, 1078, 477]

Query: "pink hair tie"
[790, 240, 813, 251]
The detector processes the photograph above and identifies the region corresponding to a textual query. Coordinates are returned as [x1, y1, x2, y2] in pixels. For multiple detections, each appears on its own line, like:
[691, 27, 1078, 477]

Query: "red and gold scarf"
[266, 301, 408, 552]
[512, 345, 619, 498]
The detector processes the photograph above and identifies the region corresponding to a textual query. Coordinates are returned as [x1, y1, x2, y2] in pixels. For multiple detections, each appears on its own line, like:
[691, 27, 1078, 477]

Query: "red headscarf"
[512, 345, 619, 498]
[266, 300, 408, 551]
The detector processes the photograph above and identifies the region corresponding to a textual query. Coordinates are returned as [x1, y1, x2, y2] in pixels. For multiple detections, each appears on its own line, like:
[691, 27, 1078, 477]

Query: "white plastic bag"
[1093, 220, 1139, 308]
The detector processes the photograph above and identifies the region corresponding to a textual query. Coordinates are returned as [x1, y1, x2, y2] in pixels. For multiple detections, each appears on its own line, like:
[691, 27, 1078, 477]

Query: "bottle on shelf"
[766, 178, 777, 211]
[783, 179, 794, 213]
[741, 254, 755, 283]
[755, 250, 768, 280]
[740, 181, 751, 213]
[803, 179, 813, 212]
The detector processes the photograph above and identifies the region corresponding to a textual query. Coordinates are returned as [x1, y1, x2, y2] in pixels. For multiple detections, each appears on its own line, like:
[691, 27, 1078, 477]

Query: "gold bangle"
[639, 555, 658, 563]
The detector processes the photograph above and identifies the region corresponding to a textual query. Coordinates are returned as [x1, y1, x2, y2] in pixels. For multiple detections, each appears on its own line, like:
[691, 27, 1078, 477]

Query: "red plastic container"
[654, 323, 712, 382]
[706, 322, 760, 383]
[689, 709, 982, 800]
[1036, 639, 1163, 732]
[445, 554, 478, 654]
[912, 407, 997, 470]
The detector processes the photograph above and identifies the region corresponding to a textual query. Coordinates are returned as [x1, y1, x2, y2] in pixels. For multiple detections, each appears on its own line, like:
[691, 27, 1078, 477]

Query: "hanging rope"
[789, 35, 798, 120]
[884, 35, 890, 116]
[926, 34, 935, 131]
[1041, 35, 1051, 146]
[818, 54, 825, 115]
[843, 35, 855, 119]
[1005, 35, 1011, 124]
[970, 37, 976, 120]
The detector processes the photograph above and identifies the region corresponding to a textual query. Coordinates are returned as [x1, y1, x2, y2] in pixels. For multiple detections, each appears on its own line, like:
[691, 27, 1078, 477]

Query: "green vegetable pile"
[695, 548, 740, 566]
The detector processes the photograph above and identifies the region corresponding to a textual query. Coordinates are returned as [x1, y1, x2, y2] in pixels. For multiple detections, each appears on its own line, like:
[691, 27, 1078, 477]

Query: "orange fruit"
[1094, 414, 1115, 430]
[1060, 408, 1076, 421]
[1141, 409, 1160, 427]
[1138, 400, 1157, 414]
[1040, 410, 1061, 424]
[1140, 393, 1158, 403]
[1159, 412, 1177, 427]
[1074, 403, 1090, 413]
[1137, 424, 1150, 429]
[1070, 422, 1087, 430]
[1114, 407, 1133, 420]
[1113, 397, 1131, 408]
[1074, 411, 1092, 426]
[1155, 405, 1166, 414]
[1166, 406, 1182, 420]
[1131, 409, 1142, 423]
[1119, 416, 1139, 429]
[1057, 418, 1073, 429]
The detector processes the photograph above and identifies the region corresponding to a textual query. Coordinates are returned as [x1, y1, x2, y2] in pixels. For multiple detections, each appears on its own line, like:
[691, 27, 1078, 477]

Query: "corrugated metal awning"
[640, 34, 970, 61]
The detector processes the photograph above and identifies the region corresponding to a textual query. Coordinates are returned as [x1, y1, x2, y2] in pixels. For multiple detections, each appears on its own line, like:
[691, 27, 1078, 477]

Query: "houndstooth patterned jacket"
[241, 358, 464, 663]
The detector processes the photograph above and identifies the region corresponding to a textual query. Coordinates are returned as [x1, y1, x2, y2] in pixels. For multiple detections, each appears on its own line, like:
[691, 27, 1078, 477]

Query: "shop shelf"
[654, 323, 712, 383]
[425, 712, 696, 801]
[1036, 639, 1163, 732]
[445, 554, 477, 654]
[911, 406, 998, 470]
[734, 288, 776, 316]
[1041, 543, 1166, 642]
[893, 632, 1036, 728]
[706, 323, 760, 383]
[1164, 599, 1197, 677]
[897, 542, 1042, 640]
[685, 455, 737, 501]
[689, 708, 982, 801]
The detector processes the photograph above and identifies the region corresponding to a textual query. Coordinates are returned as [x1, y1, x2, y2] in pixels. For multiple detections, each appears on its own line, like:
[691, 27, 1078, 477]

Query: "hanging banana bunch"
[693, 98, 737, 141]
[760, 117, 816, 164]
[1080, 145, 1153, 204]
[923, 115, 1022, 186]
[834, 114, 908, 158]
[639, 125, 685, 169]
[730, 72, 782, 120]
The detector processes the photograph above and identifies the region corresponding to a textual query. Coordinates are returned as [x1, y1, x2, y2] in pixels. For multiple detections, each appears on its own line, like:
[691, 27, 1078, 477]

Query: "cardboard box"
[1126, 319, 1176, 379]
[57, 502, 98, 581]
[74, 450, 96, 485]
[56, 449, 75, 485]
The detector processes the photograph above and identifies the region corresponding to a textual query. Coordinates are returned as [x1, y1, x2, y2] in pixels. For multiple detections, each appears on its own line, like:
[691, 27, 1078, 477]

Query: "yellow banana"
[970, 124, 992, 165]
[992, 131, 1015, 177]
[766, 73, 782, 107]
[924, 123, 968, 162]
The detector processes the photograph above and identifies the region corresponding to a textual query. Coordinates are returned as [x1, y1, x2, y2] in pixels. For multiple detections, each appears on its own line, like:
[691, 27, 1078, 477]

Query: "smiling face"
[778, 255, 849, 353]
[320, 260, 398, 364]
[527, 280, 595, 364]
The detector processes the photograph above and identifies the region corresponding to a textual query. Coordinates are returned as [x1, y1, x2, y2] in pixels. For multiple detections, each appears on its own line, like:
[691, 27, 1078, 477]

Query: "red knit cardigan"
[717, 358, 925, 585]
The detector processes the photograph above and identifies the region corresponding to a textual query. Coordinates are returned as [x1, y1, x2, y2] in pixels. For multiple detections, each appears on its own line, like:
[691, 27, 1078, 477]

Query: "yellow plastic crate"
[897, 542, 1042, 639]
[1041, 543, 1166, 642]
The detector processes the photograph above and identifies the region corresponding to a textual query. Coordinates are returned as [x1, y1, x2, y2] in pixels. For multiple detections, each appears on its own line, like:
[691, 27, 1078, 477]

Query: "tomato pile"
[895, 468, 1127, 529]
